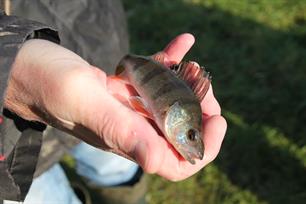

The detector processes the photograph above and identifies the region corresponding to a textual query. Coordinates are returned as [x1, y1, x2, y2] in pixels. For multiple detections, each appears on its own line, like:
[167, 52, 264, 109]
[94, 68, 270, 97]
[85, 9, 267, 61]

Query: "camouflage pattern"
[0, 0, 129, 201]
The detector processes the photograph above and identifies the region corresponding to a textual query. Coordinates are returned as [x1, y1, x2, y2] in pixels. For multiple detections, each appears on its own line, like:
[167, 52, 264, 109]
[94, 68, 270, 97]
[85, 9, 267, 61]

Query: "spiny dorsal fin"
[170, 61, 212, 101]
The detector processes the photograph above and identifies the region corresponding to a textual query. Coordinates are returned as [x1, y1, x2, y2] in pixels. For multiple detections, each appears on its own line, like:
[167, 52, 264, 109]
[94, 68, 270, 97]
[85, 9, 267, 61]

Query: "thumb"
[96, 93, 167, 174]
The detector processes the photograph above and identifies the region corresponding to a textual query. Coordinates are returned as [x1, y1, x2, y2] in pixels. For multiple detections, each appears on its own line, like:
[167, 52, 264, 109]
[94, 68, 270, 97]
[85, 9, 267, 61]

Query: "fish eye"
[186, 129, 197, 141]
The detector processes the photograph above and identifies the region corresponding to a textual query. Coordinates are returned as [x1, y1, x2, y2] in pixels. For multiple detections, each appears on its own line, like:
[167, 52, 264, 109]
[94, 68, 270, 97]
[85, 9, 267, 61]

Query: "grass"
[121, 0, 306, 203]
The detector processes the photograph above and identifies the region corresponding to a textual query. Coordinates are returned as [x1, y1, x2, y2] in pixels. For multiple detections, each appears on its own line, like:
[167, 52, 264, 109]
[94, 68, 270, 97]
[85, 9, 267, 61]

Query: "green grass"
[121, 0, 306, 203]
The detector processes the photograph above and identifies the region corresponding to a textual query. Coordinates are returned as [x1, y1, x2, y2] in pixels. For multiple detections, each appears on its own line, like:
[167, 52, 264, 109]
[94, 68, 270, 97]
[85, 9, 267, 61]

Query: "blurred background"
[121, 0, 306, 203]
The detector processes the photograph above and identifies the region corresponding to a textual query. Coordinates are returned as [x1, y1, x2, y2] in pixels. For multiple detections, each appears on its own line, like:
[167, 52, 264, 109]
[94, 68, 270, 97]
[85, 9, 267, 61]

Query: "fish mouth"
[180, 149, 204, 165]
[185, 155, 196, 165]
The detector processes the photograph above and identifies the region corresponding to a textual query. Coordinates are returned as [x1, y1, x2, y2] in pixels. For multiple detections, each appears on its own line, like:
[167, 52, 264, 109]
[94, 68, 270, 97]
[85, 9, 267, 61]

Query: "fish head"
[172, 123, 204, 164]
[165, 102, 204, 164]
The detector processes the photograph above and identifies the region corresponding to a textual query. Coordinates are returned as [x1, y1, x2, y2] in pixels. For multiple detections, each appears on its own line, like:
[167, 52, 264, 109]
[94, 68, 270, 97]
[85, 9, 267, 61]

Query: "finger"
[201, 115, 227, 163]
[164, 33, 195, 64]
[201, 85, 221, 116]
[153, 33, 195, 66]
[155, 115, 227, 181]
[92, 90, 171, 173]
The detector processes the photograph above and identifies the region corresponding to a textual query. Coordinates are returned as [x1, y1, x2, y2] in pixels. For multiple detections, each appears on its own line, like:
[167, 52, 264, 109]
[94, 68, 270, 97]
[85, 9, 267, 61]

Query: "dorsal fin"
[170, 61, 212, 101]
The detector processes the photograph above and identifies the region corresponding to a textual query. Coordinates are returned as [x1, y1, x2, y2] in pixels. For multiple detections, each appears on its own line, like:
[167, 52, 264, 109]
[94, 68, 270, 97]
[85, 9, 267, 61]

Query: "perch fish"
[116, 54, 211, 164]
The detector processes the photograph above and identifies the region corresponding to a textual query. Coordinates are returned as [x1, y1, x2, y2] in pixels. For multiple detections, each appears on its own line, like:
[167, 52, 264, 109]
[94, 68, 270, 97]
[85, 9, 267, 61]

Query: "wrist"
[4, 39, 45, 122]
[3, 39, 90, 123]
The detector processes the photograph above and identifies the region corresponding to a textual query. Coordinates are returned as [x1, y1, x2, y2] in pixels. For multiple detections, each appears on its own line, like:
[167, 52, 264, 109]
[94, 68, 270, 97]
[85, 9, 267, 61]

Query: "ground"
[63, 0, 306, 203]
[122, 1, 306, 204]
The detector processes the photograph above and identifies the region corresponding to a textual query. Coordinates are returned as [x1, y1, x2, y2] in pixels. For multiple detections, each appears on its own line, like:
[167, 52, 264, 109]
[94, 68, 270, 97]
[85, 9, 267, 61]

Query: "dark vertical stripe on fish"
[140, 68, 166, 86]
[131, 63, 145, 71]
[122, 55, 150, 71]
[152, 81, 185, 99]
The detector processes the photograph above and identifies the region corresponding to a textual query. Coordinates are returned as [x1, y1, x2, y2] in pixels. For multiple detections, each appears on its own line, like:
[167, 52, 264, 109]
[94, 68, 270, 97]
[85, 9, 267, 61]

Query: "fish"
[115, 54, 211, 164]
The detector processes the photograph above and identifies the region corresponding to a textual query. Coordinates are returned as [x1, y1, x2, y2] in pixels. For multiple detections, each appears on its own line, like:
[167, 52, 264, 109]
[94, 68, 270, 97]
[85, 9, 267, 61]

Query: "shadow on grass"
[123, 0, 306, 203]
[216, 112, 306, 203]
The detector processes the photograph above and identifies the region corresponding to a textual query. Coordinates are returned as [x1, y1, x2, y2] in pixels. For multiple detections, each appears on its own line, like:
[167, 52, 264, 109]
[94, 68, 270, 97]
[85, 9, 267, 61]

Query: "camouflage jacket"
[0, 0, 128, 201]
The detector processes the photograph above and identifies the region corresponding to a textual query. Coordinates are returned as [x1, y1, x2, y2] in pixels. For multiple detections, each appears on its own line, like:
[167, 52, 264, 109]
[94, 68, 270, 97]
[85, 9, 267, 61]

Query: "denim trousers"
[4, 142, 139, 204]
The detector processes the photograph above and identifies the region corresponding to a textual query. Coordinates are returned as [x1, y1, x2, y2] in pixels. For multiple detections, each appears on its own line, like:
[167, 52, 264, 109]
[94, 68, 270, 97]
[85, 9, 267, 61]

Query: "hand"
[4, 33, 226, 181]
[108, 33, 227, 180]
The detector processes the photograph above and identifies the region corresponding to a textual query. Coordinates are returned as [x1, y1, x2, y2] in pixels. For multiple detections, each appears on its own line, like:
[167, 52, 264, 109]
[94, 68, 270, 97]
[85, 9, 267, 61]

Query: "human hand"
[4, 34, 226, 181]
[108, 33, 227, 180]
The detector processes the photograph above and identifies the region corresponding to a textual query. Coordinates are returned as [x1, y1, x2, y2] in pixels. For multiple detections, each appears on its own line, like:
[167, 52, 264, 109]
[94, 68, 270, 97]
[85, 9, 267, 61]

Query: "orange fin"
[170, 61, 211, 101]
[112, 94, 130, 107]
[108, 75, 127, 83]
[129, 96, 154, 120]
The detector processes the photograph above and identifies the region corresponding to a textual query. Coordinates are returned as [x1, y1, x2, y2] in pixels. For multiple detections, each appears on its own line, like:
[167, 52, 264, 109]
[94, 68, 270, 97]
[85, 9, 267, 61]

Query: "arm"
[0, 10, 59, 201]
[4, 33, 227, 182]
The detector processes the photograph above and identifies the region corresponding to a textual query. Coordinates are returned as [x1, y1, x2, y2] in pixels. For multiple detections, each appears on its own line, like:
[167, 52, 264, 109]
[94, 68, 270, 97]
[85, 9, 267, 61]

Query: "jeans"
[4, 142, 139, 204]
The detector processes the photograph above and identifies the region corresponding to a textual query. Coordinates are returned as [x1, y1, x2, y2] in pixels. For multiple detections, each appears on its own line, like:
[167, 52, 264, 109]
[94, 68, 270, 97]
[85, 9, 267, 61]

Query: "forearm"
[4, 39, 89, 123]
[0, 11, 59, 201]
[0, 11, 59, 113]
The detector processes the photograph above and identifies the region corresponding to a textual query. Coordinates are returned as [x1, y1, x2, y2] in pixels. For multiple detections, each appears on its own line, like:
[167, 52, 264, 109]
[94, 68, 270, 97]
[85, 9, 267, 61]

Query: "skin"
[4, 33, 227, 181]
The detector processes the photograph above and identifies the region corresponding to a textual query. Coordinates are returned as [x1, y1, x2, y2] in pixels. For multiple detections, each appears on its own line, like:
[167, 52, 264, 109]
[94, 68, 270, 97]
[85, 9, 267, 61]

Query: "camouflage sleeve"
[0, 10, 60, 201]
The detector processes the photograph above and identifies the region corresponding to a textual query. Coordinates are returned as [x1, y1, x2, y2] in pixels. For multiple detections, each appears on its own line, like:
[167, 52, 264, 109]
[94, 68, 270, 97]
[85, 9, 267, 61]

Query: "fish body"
[117, 54, 210, 164]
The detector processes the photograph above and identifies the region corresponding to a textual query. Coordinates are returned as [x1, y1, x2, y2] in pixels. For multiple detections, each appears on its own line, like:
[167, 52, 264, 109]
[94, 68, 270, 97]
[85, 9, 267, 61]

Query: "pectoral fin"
[170, 61, 211, 101]
[129, 96, 154, 120]
[108, 75, 126, 83]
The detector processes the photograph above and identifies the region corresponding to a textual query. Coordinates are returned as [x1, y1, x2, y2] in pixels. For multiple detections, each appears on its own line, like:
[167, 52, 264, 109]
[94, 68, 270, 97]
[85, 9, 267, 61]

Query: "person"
[0, 0, 227, 203]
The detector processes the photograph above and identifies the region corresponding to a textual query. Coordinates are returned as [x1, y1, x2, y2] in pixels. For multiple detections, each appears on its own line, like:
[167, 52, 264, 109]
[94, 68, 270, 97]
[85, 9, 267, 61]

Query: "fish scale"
[116, 54, 211, 164]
